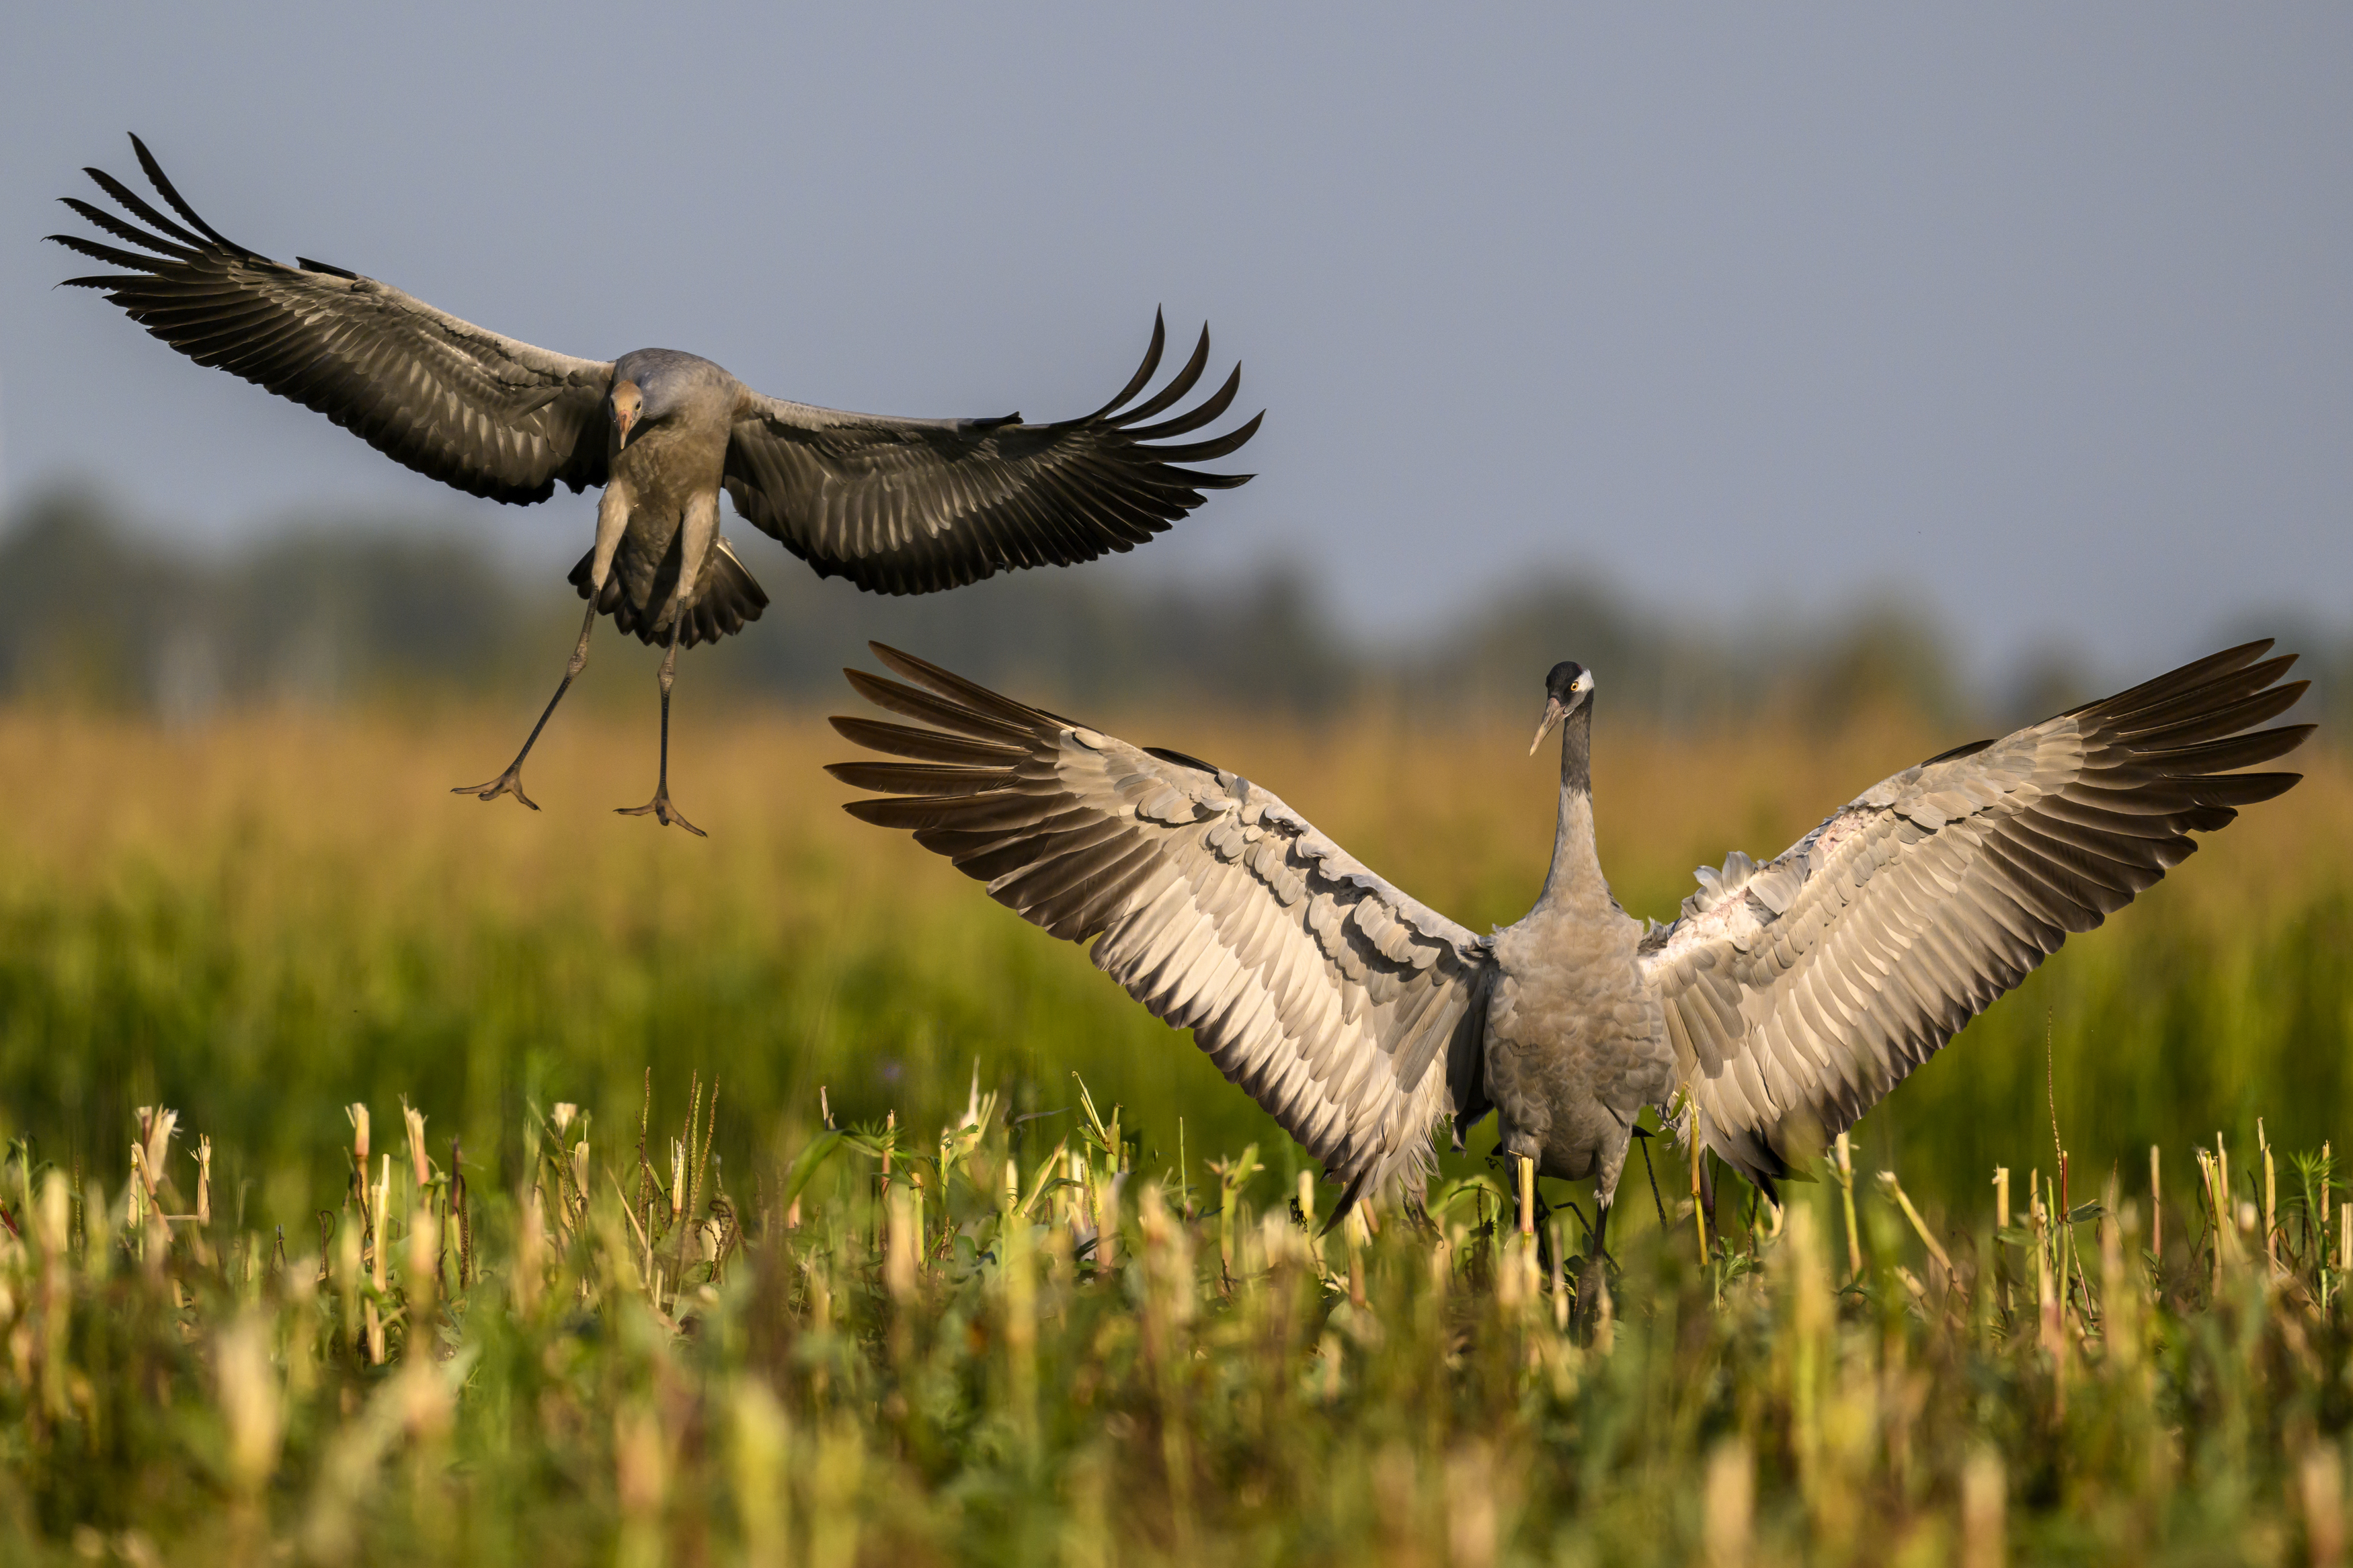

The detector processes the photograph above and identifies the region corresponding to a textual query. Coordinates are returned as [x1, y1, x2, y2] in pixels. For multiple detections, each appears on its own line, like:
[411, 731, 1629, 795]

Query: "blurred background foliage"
[13, 485, 2350, 733]
[0, 487, 2346, 1256]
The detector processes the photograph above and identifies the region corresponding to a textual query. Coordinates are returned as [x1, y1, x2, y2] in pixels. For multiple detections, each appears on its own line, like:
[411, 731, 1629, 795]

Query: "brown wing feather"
[52, 136, 613, 505]
[723, 314, 1261, 595]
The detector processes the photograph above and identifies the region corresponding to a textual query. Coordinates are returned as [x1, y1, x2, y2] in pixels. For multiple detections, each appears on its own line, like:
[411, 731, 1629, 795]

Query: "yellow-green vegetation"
[1, 702, 2346, 1213]
[5, 1079, 2353, 1563]
[0, 704, 2349, 1561]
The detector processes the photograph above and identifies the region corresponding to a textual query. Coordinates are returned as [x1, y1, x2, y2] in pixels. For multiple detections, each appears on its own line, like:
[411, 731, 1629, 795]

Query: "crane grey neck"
[1537, 702, 1602, 909]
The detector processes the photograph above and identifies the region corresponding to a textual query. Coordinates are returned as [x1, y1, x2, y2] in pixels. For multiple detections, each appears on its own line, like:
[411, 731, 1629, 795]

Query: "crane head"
[1528, 661, 1595, 755]
[609, 380, 643, 448]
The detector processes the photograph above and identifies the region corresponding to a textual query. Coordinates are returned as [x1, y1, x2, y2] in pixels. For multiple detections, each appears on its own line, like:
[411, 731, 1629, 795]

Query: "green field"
[4, 700, 2346, 1220]
[1, 699, 2348, 1561]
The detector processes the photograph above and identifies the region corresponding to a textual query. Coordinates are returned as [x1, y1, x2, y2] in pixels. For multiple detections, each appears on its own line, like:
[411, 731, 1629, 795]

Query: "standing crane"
[829, 641, 2309, 1302]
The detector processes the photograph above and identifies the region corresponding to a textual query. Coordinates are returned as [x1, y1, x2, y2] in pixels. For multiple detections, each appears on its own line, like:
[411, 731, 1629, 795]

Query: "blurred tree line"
[2, 487, 2344, 739]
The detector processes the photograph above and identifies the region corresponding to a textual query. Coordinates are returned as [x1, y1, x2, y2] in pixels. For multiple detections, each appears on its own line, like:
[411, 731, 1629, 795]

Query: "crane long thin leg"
[617, 618, 705, 837]
[453, 604, 598, 809]
[1573, 1197, 1614, 1339]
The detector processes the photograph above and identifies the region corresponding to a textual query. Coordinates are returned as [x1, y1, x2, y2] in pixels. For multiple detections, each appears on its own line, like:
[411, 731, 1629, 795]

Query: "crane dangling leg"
[618, 493, 715, 836]
[453, 603, 598, 810]
[616, 617, 704, 837]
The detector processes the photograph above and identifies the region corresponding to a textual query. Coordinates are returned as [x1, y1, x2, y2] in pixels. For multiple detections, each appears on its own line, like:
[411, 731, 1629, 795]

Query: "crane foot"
[616, 789, 706, 837]
[452, 767, 539, 811]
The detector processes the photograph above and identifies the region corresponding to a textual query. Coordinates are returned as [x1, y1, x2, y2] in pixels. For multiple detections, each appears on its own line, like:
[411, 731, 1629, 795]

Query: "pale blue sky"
[4, 5, 2347, 677]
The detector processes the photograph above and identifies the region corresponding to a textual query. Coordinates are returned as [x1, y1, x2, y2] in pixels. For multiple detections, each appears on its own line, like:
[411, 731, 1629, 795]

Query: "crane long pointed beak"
[1527, 697, 1566, 757]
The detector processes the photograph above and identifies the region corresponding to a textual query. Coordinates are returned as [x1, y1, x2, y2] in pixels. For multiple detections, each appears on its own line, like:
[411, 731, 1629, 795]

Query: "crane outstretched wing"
[1639, 642, 2310, 1194]
[830, 646, 1487, 1210]
[723, 315, 1262, 595]
[52, 136, 614, 505]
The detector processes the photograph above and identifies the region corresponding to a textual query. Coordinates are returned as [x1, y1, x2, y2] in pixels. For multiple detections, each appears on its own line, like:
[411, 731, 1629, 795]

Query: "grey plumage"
[832, 642, 2309, 1235]
[52, 136, 1259, 829]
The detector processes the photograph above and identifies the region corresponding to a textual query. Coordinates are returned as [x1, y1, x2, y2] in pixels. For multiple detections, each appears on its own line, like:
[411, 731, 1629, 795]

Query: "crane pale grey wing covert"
[1640, 640, 2311, 1198]
[826, 646, 1494, 1216]
[52, 136, 1260, 832]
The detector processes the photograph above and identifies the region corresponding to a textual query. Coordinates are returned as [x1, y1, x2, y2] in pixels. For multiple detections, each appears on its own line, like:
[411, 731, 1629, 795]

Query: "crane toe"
[616, 790, 706, 838]
[452, 768, 540, 811]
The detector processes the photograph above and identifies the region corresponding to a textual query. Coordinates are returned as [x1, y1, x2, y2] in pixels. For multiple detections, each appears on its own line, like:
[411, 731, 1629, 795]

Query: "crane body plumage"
[577, 350, 764, 652]
[1483, 765, 1673, 1199]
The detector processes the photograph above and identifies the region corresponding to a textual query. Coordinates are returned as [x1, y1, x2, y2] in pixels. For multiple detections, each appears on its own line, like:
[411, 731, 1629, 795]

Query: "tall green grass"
[0, 701, 2346, 1251]
[3, 700, 2350, 1561]
[3, 1074, 2350, 1563]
